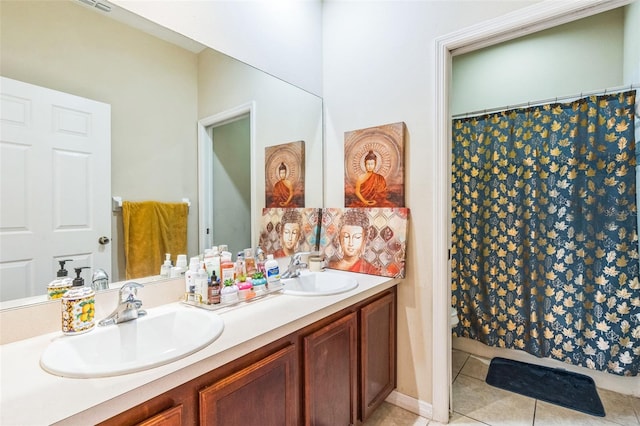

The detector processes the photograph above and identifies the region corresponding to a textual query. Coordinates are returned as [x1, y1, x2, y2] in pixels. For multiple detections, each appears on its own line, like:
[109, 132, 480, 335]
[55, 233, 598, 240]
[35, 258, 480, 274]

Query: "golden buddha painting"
[344, 122, 406, 208]
[265, 141, 305, 208]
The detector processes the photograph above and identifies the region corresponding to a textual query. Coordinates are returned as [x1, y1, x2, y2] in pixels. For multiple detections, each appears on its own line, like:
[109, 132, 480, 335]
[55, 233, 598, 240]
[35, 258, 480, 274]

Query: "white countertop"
[0, 271, 399, 425]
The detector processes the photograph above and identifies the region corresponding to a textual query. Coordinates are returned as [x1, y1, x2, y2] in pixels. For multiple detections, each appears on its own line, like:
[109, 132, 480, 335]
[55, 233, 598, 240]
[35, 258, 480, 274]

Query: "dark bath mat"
[485, 357, 605, 417]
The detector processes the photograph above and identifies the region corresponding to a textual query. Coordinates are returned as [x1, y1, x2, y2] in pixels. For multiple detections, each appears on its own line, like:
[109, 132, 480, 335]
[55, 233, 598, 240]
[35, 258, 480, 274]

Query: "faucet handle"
[292, 251, 311, 263]
[119, 281, 143, 302]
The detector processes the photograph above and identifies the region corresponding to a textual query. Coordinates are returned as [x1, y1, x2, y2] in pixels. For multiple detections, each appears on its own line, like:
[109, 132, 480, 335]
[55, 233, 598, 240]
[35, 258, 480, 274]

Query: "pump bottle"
[61, 267, 95, 335]
[47, 259, 73, 300]
[160, 253, 172, 278]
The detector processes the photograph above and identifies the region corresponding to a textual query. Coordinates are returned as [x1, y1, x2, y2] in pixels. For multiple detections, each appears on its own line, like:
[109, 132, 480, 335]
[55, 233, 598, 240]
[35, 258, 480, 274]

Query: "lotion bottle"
[185, 256, 199, 294]
[195, 263, 208, 304]
[265, 254, 281, 289]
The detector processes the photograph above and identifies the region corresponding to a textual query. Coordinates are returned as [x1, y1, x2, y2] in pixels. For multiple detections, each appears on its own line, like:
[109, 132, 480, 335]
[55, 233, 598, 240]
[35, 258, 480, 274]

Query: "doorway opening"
[198, 102, 256, 256]
[433, 1, 632, 422]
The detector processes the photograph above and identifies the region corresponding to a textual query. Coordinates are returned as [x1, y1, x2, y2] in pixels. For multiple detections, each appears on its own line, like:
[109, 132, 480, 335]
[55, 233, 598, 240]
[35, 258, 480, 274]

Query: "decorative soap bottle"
[47, 259, 73, 300]
[61, 267, 95, 335]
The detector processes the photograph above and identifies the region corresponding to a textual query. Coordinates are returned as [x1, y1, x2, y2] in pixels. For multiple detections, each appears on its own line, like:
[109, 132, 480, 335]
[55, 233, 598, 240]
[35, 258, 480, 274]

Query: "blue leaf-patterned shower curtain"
[451, 91, 639, 376]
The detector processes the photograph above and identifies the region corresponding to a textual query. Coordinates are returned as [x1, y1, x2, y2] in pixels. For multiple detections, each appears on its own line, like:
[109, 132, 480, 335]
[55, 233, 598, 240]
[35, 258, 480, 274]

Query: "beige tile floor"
[364, 349, 640, 426]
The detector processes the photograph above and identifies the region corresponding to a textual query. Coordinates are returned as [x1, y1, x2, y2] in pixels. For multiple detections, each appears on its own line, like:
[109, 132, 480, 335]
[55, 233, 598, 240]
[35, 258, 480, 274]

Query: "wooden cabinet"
[303, 312, 358, 426]
[137, 405, 183, 426]
[98, 394, 186, 426]
[101, 286, 396, 426]
[199, 345, 297, 426]
[359, 290, 396, 422]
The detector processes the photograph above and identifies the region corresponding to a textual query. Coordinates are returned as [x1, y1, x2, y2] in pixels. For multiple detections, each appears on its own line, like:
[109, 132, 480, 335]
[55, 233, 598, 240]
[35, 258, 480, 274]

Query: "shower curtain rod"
[451, 82, 639, 119]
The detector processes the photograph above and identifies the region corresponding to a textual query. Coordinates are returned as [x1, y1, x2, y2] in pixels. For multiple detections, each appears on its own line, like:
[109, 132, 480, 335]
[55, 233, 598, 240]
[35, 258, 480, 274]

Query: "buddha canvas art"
[344, 122, 406, 208]
[265, 141, 305, 208]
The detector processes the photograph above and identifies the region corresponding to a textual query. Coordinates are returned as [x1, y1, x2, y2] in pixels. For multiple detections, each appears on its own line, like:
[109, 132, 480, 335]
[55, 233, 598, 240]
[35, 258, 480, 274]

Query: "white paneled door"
[0, 77, 111, 301]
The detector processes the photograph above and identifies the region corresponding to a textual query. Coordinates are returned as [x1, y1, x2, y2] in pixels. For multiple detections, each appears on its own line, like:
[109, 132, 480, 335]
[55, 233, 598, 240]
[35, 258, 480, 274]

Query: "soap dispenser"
[47, 259, 74, 300]
[61, 267, 95, 335]
[160, 253, 172, 278]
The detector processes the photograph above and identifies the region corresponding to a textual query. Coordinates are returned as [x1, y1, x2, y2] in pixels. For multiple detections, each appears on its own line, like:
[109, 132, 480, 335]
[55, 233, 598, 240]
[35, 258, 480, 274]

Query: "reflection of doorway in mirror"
[0, 77, 111, 301]
[344, 122, 406, 208]
[209, 116, 252, 256]
[265, 141, 305, 208]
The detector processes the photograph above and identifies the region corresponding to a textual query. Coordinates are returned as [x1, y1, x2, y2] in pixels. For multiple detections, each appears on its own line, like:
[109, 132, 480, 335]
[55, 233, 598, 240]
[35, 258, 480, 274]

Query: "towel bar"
[112, 197, 190, 212]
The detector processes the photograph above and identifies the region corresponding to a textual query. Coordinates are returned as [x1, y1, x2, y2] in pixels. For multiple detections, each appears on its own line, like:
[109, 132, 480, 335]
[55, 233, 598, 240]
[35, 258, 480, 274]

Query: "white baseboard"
[385, 390, 433, 420]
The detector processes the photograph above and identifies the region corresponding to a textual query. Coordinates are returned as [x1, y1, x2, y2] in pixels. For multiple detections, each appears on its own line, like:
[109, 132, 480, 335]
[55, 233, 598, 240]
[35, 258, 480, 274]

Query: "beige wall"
[0, 0, 199, 281]
[113, 0, 324, 96]
[322, 0, 543, 408]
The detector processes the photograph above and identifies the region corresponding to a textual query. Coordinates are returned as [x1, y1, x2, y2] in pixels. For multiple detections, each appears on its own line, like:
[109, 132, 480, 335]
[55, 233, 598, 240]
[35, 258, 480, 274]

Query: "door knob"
[98, 236, 110, 245]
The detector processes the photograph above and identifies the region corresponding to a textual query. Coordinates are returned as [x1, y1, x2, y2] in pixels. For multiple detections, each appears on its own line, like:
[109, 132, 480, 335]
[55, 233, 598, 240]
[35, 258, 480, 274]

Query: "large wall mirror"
[0, 0, 323, 306]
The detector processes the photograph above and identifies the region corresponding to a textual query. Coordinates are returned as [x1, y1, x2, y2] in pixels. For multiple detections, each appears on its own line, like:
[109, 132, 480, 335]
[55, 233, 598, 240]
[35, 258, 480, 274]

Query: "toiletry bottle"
[61, 267, 95, 335]
[47, 259, 73, 300]
[185, 256, 199, 295]
[235, 251, 246, 281]
[204, 247, 221, 280]
[265, 254, 282, 289]
[244, 248, 257, 276]
[160, 253, 172, 278]
[220, 251, 235, 284]
[212, 248, 221, 280]
[171, 254, 188, 278]
[208, 272, 221, 304]
[195, 263, 208, 304]
[203, 249, 213, 277]
[255, 247, 266, 274]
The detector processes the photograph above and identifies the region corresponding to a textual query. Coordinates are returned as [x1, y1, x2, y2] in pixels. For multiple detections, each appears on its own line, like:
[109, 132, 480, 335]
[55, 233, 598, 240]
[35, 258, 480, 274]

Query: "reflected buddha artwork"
[265, 141, 305, 208]
[344, 122, 406, 208]
[259, 208, 319, 259]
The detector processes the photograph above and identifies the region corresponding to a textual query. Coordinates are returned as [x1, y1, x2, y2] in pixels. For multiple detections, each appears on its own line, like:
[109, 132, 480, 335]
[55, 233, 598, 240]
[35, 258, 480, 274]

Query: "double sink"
[40, 270, 358, 378]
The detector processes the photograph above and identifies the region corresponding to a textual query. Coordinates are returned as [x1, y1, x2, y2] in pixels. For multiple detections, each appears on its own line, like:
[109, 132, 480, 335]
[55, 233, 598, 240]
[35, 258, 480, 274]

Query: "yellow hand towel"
[122, 201, 188, 280]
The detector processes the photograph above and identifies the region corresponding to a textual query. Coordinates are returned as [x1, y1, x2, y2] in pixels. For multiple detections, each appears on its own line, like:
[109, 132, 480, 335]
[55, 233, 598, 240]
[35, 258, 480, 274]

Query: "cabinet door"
[199, 344, 297, 426]
[303, 311, 357, 426]
[360, 290, 396, 421]
[137, 404, 183, 426]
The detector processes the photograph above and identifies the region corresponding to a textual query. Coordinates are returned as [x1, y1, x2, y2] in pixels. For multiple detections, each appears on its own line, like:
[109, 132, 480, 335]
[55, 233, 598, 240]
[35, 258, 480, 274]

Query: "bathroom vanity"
[0, 271, 399, 425]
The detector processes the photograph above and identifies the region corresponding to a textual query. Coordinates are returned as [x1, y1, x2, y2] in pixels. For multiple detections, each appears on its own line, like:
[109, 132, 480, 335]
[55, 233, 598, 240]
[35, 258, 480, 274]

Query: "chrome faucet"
[98, 282, 146, 326]
[281, 252, 309, 279]
[91, 268, 109, 291]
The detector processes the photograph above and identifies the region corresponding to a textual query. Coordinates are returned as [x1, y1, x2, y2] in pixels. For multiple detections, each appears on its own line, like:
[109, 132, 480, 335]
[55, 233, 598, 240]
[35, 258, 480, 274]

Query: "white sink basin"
[40, 304, 224, 378]
[282, 270, 358, 296]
